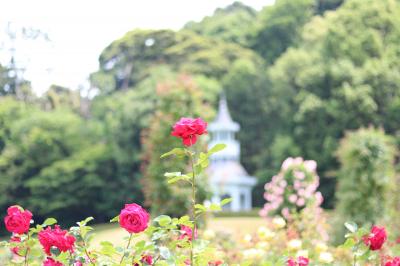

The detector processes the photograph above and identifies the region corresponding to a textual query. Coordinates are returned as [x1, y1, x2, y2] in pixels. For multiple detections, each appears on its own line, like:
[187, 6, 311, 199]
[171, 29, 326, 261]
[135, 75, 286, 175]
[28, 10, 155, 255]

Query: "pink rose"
[281, 207, 290, 219]
[296, 198, 305, 207]
[287, 258, 296, 266]
[386, 257, 400, 266]
[289, 194, 297, 203]
[304, 160, 317, 172]
[38, 225, 75, 255]
[171, 117, 207, 146]
[119, 203, 150, 233]
[43, 257, 64, 266]
[298, 256, 309, 266]
[294, 171, 305, 180]
[282, 158, 294, 170]
[179, 225, 197, 241]
[4, 205, 32, 234]
[287, 256, 309, 266]
[363, 226, 387, 251]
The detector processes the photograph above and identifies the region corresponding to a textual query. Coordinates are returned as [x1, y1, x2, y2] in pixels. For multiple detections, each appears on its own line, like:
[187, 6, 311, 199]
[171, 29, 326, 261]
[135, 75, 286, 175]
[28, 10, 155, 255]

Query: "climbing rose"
[43, 257, 64, 266]
[363, 226, 387, 251]
[386, 257, 400, 266]
[4, 205, 32, 234]
[179, 225, 197, 241]
[119, 203, 150, 233]
[287, 256, 309, 266]
[38, 225, 75, 255]
[171, 117, 207, 146]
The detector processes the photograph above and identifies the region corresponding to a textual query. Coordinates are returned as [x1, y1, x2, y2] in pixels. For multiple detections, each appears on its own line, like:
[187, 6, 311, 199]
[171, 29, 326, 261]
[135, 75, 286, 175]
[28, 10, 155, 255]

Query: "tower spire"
[209, 92, 239, 132]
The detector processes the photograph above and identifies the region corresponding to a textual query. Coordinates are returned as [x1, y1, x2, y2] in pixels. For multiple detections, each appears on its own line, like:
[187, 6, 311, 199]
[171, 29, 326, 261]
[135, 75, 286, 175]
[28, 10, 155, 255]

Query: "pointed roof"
[209, 93, 240, 132]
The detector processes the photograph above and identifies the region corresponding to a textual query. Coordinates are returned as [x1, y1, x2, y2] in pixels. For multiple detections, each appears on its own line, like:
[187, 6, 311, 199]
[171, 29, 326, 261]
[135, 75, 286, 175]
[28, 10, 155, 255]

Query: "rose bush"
[0, 117, 399, 265]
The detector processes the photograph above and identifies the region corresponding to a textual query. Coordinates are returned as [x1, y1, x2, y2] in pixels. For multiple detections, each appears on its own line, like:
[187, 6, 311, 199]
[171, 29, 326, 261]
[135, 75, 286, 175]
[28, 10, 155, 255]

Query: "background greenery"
[1, 0, 399, 238]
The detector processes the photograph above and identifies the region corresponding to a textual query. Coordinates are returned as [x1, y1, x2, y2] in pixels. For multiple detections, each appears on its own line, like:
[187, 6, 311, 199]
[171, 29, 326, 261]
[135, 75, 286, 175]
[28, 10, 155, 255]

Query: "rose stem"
[24, 234, 30, 266]
[119, 233, 133, 265]
[188, 136, 196, 266]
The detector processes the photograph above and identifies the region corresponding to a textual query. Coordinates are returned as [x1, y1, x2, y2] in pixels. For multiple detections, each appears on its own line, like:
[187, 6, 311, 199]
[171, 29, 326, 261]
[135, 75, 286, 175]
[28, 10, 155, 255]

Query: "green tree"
[184, 2, 257, 47]
[251, 0, 315, 64]
[92, 29, 262, 93]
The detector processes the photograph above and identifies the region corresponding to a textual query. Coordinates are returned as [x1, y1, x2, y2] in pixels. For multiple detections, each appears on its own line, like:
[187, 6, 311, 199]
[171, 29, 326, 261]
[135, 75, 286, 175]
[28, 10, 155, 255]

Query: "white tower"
[208, 94, 257, 211]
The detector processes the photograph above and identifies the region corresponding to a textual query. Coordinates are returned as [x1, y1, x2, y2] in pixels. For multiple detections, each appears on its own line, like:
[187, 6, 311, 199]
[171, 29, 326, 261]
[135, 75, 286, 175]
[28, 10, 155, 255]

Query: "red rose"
[171, 117, 207, 146]
[179, 225, 197, 241]
[4, 205, 32, 234]
[386, 257, 400, 266]
[10, 236, 21, 256]
[363, 226, 387, 251]
[38, 225, 75, 255]
[142, 255, 153, 265]
[287, 257, 309, 266]
[298, 256, 309, 266]
[134, 254, 153, 265]
[119, 203, 150, 233]
[43, 257, 64, 266]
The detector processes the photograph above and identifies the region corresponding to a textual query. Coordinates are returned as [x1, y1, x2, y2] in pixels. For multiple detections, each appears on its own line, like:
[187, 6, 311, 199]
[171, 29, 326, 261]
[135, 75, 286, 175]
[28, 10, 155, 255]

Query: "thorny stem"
[119, 233, 133, 265]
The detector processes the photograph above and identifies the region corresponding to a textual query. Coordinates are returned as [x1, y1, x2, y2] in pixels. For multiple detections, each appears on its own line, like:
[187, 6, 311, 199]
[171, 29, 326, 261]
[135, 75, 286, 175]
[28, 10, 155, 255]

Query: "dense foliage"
[1, 0, 400, 235]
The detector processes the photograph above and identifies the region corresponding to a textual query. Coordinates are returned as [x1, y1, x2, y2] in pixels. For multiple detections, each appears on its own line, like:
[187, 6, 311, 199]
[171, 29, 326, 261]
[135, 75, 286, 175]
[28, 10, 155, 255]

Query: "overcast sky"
[0, 0, 274, 94]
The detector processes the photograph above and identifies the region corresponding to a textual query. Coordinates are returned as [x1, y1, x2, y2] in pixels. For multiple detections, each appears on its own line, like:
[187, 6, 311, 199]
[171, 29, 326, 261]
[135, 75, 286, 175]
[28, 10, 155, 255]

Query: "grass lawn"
[91, 216, 266, 247]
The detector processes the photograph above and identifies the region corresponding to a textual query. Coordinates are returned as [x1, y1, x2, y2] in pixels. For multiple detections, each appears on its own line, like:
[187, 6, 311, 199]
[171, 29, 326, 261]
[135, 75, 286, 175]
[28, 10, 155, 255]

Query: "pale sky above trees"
[0, 0, 273, 94]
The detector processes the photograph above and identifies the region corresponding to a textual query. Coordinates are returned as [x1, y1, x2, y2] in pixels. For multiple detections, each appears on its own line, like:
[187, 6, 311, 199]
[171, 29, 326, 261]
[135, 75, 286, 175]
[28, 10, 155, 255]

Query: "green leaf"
[78, 217, 94, 226]
[160, 148, 186, 158]
[356, 227, 370, 238]
[100, 241, 117, 256]
[164, 172, 191, 184]
[208, 144, 226, 155]
[154, 215, 172, 227]
[209, 203, 221, 211]
[220, 198, 232, 206]
[194, 204, 207, 211]
[43, 218, 57, 226]
[344, 222, 358, 233]
[340, 238, 356, 249]
[110, 215, 119, 223]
